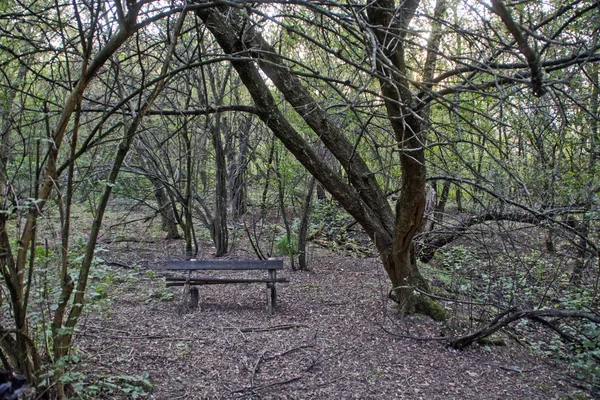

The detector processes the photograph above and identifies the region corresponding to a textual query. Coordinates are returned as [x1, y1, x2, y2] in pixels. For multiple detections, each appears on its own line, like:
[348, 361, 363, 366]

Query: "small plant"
[41, 351, 153, 399]
[81, 372, 153, 399]
[175, 342, 190, 355]
[147, 289, 174, 303]
[274, 234, 298, 256]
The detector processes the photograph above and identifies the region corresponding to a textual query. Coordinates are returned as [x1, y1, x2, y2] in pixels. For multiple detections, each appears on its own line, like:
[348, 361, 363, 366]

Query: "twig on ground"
[105, 261, 135, 269]
[499, 365, 538, 373]
[250, 350, 267, 388]
[305, 352, 324, 372]
[314, 374, 349, 388]
[232, 376, 303, 395]
[76, 332, 203, 341]
[224, 324, 308, 333]
[225, 320, 247, 340]
[264, 344, 314, 361]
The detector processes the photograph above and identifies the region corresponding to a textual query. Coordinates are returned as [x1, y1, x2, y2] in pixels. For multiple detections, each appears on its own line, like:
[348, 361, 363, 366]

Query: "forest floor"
[69, 227, 596, 400]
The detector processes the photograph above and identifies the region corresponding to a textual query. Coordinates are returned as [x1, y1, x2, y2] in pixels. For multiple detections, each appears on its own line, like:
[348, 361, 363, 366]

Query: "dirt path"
[73, 241, 590, 399]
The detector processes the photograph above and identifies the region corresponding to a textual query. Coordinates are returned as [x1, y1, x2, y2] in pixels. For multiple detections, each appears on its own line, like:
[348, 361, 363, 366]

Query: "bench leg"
[266, 283, 276, 314]
[179, 284, 199, 314]
[267, 269, 278, 314]
[189, 287, 199, 310]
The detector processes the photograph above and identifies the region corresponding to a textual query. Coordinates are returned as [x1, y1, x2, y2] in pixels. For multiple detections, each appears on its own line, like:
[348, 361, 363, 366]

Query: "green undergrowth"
[18, 238, 159, 398]
[423, 244, 599, 389]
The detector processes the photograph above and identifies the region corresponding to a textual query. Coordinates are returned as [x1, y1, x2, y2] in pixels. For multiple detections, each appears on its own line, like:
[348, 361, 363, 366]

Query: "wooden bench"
[165, 259, 288, 314]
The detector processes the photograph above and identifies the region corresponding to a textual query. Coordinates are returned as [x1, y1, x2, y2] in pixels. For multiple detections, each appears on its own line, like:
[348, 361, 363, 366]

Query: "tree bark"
[230, 116, 251, 219]
[435, 180, 451, 226]
[298, 176, 316, 271]
[316, 183, 327, 201]
[210, 118, 229, 257]
[366, 0, 447, 319]
[152, 177, 182, 240]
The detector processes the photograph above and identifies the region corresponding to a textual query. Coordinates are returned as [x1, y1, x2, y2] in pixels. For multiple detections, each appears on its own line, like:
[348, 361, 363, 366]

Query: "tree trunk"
[456, 187, 463, 212]
[133, 134, 183, 241]
[366, 0, 447, 319]
[230, 116, 251, 219]
[572, 64, 598, 282]
[275, 149, 295, 270]
[152, 177, 181, 240]
[298, 176, 316, 271]
[435, 180, 451, 226]
[210, 119, 229, 257]
[316, 183, 327, 201]
[182, 129, 195, 256]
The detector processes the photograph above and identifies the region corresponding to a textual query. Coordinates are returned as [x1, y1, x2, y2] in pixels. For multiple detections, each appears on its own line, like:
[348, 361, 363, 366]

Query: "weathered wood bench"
[165, 259, 288, 314]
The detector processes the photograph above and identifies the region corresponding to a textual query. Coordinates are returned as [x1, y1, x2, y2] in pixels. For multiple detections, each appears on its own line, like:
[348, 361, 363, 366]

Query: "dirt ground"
[72, 237, 594, 399]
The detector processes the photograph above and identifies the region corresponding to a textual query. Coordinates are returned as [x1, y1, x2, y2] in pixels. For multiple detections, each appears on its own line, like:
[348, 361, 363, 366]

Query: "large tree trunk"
[366, 0, 447, 319]
[196, 3, 445, 320]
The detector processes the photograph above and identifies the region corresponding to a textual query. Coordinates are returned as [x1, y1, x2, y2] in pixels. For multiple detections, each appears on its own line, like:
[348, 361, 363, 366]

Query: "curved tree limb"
[490, 0, 546, 96]
[424, 176, 599, 257]
[451, 308, 600, 349]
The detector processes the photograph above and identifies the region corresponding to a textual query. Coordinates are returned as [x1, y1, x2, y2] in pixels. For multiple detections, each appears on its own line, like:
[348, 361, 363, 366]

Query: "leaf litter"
[72, 239, 593, 399]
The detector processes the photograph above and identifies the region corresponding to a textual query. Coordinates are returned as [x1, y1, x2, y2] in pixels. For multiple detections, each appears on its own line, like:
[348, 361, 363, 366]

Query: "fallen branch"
[528, 316, 578, 343]
[232, 376, 303, 395]
[229, 324, 308, 333]
[250, 350, 267, 388]
[105, 261, 135, 269]
[451, 308, 600, 349]
[264, 344, 315, 361]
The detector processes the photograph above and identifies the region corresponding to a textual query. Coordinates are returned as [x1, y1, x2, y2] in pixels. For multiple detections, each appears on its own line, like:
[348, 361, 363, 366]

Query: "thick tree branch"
[452, 308, 600, 349]
[195, 5, 391, 244]
[490, 0, 545, 96]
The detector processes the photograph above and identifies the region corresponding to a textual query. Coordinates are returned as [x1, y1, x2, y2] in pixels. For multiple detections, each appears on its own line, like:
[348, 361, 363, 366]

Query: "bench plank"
[167, 259, 283, 270]
[166, 277, 289, 286]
